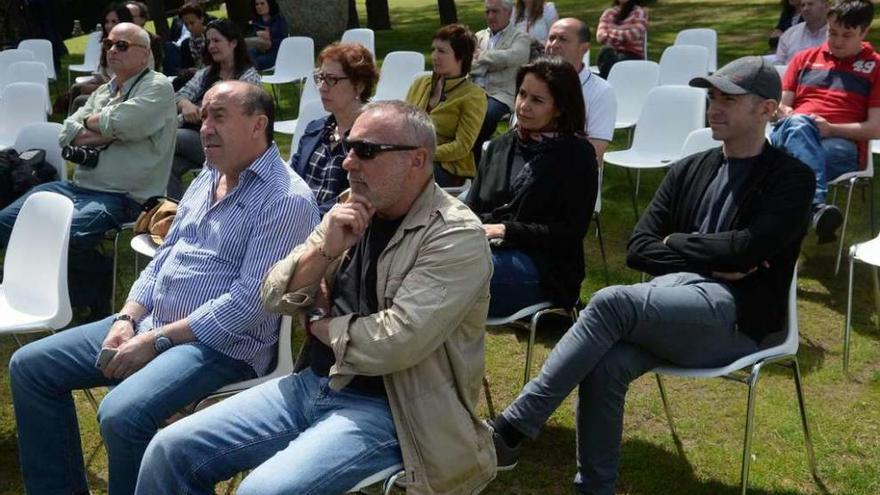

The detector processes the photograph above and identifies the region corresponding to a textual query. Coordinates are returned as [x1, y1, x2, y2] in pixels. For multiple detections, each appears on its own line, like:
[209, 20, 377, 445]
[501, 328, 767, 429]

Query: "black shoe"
[485, 420, 520, 471]
[813, 204, 843, 244]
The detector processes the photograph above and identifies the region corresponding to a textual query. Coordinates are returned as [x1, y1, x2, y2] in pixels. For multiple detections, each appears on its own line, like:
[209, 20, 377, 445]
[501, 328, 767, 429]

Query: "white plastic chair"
[844, 231, 880, 374]
[0, 191, 74, 345]
[658, 45, 709, 86]
[606, 60, 661, 130]
[604, 85, 706, 218]
[348, 463, 406, 494]
[17, 39, 56, 80]
[674, 28, 717, 73]
[341, 28, 376, 56]
[13, 122, 65, 180]
[654, 266, 818, 495]
[288, 99, 331, 163]
[828, 140, 875, 275]
[372, 51, 426, 102]
[68, 31, 102, 87]
[274, 75, 321, 135]
[0, 82, 49, 149]
[680, 127, 722, 157]
[0, 48, 35, 89]
[5, 61, 51, 114]
[775, 64, 788, 79]
[193, 315, 297, 411]
[262, 36, 315, 87]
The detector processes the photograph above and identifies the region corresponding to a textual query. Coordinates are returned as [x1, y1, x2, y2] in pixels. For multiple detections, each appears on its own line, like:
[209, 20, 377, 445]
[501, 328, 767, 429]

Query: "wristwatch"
[113, 314, 135, 327]
[153, 329, 174, 354]
[307, 308, 327, 323]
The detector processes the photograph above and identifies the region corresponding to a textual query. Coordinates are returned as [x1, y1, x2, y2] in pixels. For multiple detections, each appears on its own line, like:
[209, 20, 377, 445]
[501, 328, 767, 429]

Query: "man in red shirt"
[771, 0, 880, 243]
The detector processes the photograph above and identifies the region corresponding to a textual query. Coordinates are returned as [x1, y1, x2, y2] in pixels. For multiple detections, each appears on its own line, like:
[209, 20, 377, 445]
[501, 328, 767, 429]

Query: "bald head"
[200, 81, 274, 173]
[546, 18, 591, 70]
[105, 23, 152, 80]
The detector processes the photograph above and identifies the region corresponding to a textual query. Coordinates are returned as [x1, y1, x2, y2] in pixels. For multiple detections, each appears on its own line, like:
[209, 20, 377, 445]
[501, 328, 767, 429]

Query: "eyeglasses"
[102, 39, 147, 52]
[313, 71, 350, 87]
[341, 138, 419, 160]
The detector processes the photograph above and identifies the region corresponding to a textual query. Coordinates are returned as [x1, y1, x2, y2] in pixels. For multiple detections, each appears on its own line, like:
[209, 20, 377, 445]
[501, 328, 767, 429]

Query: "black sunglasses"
[341, 138, 419, 160]
[102, 39, 147, 52]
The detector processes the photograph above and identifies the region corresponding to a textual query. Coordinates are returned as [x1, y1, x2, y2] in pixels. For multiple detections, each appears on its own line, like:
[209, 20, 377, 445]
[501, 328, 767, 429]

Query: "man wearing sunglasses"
[136, 101, 497, 494]
[0, 22, 176, 318]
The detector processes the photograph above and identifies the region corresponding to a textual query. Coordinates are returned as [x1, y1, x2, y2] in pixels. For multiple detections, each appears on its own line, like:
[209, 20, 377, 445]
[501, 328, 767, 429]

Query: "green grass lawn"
[2, 0, 880, 493]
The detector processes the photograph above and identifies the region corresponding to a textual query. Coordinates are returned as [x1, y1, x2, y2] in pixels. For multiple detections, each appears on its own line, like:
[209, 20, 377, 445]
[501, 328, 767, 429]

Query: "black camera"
[61, 145, 101, 169]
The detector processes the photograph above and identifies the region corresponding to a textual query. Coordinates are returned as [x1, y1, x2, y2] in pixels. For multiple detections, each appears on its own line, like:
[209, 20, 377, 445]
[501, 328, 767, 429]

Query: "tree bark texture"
[437, 0, 458, 25]
[365, 0, 391, 30]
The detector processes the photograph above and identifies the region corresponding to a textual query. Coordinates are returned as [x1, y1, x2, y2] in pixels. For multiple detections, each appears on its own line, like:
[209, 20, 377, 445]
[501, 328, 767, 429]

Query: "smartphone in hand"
[95, 347, 118, 370]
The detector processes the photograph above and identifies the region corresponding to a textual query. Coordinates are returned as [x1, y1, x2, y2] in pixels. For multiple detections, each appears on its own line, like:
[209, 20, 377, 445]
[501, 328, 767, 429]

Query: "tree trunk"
[226, 0, 252, 34]
[365, 0, 391, 31]
[347, 0, 360, 29]
[437, 0, 458, 25]
[278, 0, 348, 52]
[147, 0, 169, 41]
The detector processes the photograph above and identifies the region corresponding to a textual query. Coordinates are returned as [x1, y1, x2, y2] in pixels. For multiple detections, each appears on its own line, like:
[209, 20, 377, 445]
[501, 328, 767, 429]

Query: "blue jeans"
[770, 114, 858, 204]
[489, 249, 548, 318]
[248, 46, 278, 71]
[474, 96, 511, 164]
[499, 273, 759, 494]
[136, 368, 403, 495]
[8, 316, 253, 495]
[0, 181, 140, 310]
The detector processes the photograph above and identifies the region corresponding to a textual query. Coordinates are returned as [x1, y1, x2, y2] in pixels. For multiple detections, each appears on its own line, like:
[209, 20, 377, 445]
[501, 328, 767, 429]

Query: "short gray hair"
[360, 100, 436, 164]
[488, 0, 514, 11]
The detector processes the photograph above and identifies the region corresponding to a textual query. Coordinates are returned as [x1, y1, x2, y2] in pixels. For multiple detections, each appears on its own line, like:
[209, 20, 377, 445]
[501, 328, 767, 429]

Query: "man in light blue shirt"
[8, 81, 319, 495]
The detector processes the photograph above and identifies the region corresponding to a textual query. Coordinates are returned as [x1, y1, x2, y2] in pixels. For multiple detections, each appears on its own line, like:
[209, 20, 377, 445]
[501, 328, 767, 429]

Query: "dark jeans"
[473, 96, 511, 165]
[597, 46, 643, 79]
[488, 249, 548, 318]
[499, 272, 759, 494]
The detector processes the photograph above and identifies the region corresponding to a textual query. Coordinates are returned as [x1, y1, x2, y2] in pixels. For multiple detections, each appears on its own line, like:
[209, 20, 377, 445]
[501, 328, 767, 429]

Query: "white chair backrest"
[674, 28, 717, 73]
[5, 61, 51, 114]
[14, 122, 65, 181]
[341, 28, 376, 56]
[3, 191, 74, 329]
[78, 31, 103, 73]
[659, 45, 709, 86]
[680, 128, 722, 156]
[373, 51, 426, 101]
[775, 64, 788, 79]
[631, 85, 706, 157]
[300, 74, 320, 107]
[0, 49, 35, 88]
[289, 99, 331, 163]
[273, 37, 315, 80]
[0, 82, 48, 143]
[607, 60, 661, 127]
[17, 39, 55, 79]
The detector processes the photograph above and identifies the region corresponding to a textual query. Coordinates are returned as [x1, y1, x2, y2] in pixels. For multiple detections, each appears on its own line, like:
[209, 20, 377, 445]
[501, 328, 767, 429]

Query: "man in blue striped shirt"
[9, 81, 319, 495]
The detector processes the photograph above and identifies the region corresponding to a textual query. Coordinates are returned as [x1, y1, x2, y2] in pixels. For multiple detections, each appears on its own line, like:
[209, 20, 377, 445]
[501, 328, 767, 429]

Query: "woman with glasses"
[291, 42, 379, 215]
[246, 0, 288, 71]
[405, 24, 486, 188]
[465, 57, 598, 318]
[167, 19, 262, 200]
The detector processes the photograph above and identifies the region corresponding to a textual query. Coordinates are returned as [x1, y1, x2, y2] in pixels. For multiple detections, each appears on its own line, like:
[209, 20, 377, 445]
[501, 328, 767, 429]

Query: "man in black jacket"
[488, 56, 815, 494]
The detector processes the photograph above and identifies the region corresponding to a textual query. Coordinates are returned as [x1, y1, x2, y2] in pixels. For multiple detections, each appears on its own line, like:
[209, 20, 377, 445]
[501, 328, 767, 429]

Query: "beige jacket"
[471, 22, 531, 110]
[260, 184, 496, 494]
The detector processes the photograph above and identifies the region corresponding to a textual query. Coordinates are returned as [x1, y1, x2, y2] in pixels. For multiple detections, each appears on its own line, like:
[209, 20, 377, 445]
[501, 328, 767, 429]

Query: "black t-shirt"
[695, 156, 758, 234]
[309, 216, 403, 396]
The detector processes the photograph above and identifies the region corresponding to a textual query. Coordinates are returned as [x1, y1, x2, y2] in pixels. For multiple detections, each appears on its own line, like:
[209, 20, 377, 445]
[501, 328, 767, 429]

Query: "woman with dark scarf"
[465, 57, 598, 317]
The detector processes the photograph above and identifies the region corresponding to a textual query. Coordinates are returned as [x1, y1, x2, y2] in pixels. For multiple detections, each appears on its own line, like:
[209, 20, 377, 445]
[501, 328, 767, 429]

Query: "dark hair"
[125, 1, 150, 19]
[201, 20, 254, 97]
[515, 0, 545, 24]
[515, 57, 585, 133]
[318, 42, 380, 101]
[253, 0, 280, 17]
[239, 83, 276, 145]
[178, 4, 205, 19]
[780, 0, 799, 18]
[571, 18, 591, 43]
[432, 24, 477, 75]
[828, 0, 874, 30]
[614, 0, 643, 24]
[102, 3, 134, 37]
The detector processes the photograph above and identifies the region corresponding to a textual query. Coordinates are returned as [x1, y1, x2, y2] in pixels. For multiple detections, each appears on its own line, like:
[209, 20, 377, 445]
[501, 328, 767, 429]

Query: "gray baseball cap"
[690, 56, 782, 101]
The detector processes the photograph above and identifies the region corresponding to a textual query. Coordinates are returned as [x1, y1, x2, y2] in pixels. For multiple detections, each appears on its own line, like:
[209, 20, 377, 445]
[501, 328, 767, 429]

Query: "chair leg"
[626, 169, 639, 221]
[871, 179, 876, 237]
[384, 470, 407, 495]
[111, 230, 122, 313]
[482, 376, 497, 419]
[835, 178, 857, 276]
[789, 359, 819, 482]
[654, 374, 685, 457]
[523, 311, 542, 386]
[844, 253, 856, 374]
[740, 362, 766, 495]
[595, 215, 610, 286]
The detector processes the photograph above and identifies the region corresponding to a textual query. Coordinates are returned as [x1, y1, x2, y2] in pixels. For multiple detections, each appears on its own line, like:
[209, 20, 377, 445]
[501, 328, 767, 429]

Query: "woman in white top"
[512, 0, 559, 46]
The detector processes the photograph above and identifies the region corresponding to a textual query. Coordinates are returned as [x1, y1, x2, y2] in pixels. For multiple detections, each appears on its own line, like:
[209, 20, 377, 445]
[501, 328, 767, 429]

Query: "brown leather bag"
[133, 196, 179, 245]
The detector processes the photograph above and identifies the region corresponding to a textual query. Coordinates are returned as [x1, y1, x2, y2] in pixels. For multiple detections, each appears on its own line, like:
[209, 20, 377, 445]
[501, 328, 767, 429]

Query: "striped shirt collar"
[206, 143, 283, 183]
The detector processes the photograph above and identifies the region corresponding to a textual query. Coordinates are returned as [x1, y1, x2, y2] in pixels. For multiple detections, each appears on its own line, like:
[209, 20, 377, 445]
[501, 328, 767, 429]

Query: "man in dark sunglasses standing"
[0, 22, 176, 317]
[136, 101, 498, 494]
